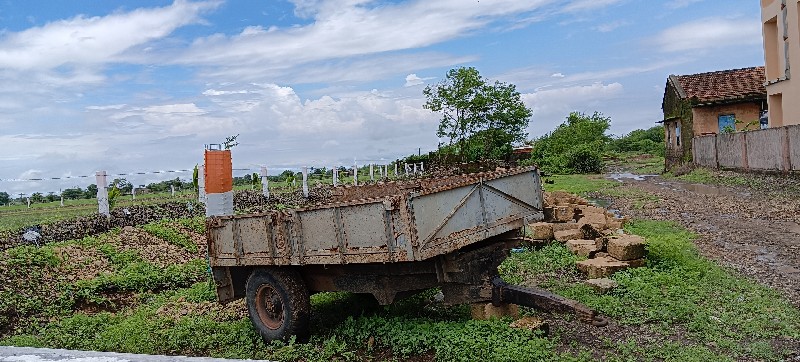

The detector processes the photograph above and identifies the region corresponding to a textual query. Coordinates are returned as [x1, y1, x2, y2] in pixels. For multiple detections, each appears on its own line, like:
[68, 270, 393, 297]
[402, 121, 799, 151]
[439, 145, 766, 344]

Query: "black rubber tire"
[245, 268, 311, 343]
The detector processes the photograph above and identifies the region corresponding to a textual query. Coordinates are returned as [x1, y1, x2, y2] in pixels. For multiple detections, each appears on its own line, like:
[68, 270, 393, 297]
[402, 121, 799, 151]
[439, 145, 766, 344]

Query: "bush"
[565, 144, 604, 174]
[528, 112, 611, 174]
[608, 126, 665, 156]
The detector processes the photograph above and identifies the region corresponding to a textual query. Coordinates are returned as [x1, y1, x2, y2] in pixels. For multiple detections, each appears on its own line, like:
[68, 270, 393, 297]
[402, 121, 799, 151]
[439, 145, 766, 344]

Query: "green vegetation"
[142, 220, 198, 252]
[424, 66, 532, 161]
[3, 174, 797, 361]
[607, 126, 665, 157]
[528, 112, 611, 174]
[526, 112, 664, 175]
[669, 168, 760, 188]
[542, 174, 619, 195]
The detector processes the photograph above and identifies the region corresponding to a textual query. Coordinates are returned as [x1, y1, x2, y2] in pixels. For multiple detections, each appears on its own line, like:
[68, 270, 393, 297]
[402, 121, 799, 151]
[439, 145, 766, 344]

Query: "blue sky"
[0, 0, 763, 195]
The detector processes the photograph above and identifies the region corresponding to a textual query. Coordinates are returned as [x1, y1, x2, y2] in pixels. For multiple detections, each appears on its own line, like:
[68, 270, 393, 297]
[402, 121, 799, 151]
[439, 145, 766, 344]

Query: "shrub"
[528, 112, 611, 174]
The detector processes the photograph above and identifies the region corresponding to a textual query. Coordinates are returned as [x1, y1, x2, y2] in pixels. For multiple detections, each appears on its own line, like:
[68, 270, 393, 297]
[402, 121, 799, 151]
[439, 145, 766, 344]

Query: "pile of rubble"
[530, 191, 647, 292]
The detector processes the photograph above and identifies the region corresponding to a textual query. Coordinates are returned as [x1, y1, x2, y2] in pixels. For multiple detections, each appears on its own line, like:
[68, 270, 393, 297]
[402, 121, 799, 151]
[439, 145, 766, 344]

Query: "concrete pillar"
[170, 185, 175, 196]
[333, 167, 339, 186]
[420, 162, 425, 172]
[132, 187, 136, 200]
[60, 194, 64, 207]
[413, 163, 418, 174]
[260, 166, 269, 198]
[26, 197, 30, 209]
[198, 165, 206, 204]
[353, 163, 358, 186]
[394, 163, 398, 177]
[96, 171, 109, 216]
[204, 149, 234, 217]
[370, 164, 374, 181]
[378, 165, 384, 178]
[302, 167, 309, 197]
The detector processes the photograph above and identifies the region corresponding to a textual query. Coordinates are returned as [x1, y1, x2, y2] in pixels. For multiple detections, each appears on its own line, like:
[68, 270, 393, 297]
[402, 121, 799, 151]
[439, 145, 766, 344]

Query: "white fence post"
[261, 166, 269, 198]
[198, 165, 206, 204]
[26, 197, 30, 209]
[132, 187, 136, 200]
[170, 185, 175, 196]
[333, 167, 339, 186]
[60, 194, 64, 207]
[369, 164, 374, 181]
[96, 171, 110, 216]
[302, 166, 309, 197]
[353, 163, 358, 186]
[394, 163, 398, 177]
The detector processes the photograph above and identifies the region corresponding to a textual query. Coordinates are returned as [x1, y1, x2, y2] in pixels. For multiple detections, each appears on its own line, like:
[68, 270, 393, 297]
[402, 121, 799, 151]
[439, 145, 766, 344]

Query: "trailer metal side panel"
[207, 167, 543, 267]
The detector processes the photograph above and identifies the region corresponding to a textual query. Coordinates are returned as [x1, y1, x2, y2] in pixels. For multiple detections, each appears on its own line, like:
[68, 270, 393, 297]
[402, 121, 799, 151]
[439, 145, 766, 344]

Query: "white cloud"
[521, 82, 624, 135]
[175, 0, 556, 76]
[665, 0, 703, 9]
[550, 72, 566, 78]
[404, 74, 435, 87]
[562, 0, 623, 13]
[655, 17, 761, 53]
[594, 20, 628, 33]
[0, 0, 220, 71]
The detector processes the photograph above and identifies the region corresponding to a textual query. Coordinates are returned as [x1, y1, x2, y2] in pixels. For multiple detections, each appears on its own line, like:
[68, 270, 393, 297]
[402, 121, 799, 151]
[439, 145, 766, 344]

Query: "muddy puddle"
[665, 183, 741, 197]
[607, 173, 657, 182]
[585, 197, 623, 218]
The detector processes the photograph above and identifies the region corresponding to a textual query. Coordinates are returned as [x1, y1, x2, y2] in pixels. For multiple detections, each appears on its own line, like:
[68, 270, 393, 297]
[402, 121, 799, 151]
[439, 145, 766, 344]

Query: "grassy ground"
[2, 174, 798, 361]
[604, 152, 665, 175]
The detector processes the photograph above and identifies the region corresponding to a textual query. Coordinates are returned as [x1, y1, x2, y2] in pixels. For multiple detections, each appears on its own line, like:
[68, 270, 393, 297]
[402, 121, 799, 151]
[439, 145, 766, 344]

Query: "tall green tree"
[0, 191, 9, 204]
[424, 67, 532, 161]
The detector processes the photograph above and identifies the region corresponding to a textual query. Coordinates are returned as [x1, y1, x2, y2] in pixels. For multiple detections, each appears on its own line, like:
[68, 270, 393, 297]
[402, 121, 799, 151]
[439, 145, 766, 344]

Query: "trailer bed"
[207, 167, 543, 267]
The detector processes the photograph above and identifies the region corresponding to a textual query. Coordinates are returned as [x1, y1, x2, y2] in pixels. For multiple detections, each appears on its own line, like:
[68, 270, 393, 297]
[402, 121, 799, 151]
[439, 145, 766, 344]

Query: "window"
[676, 124, 681, 147]
[718, 114, 736, 133]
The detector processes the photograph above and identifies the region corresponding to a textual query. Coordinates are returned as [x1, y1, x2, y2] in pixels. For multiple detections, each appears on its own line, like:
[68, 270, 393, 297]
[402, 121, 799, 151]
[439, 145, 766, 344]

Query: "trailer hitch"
[491, 276, 609, 327]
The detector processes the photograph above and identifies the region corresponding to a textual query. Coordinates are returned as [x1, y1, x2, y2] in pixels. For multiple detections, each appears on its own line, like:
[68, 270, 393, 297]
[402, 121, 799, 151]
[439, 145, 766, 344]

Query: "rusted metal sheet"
[207, 166, 543, 267]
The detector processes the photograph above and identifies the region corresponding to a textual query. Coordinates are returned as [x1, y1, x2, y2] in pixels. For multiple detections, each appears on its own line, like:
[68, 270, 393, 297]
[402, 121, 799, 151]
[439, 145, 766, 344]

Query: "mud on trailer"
[206, 166, 607, 342]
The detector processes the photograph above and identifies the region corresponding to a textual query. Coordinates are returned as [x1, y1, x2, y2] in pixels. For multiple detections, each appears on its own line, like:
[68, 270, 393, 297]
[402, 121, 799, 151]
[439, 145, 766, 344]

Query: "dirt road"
[603, 173, 800, 305]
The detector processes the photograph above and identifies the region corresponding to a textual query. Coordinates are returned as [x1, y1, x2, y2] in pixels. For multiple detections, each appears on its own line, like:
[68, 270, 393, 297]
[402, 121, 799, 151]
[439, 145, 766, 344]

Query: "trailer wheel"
[246, 268, 310, 343]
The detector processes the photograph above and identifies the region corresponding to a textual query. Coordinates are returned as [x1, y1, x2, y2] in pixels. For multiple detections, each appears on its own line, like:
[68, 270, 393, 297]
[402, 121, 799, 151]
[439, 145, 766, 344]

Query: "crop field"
[1, 174, 798, 361]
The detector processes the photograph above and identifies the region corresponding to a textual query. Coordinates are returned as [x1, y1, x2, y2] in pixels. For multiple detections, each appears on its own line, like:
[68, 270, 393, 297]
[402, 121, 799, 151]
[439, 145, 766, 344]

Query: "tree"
[110, 178, 133, 194]
[424, 67, 532, 161]
[192, 165, 199, 193]
[30, 192, 45, 203]
[251, 172, 262, 189]
[0, 191, 9, 204]
[84, 184, 98, 199]
[62, 187, 84, 200]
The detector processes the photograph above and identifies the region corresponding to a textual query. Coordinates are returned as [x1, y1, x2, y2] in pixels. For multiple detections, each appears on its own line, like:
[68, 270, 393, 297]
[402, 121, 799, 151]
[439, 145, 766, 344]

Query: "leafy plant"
[424, 66, 531, 161]
[527, 112, 611, 174]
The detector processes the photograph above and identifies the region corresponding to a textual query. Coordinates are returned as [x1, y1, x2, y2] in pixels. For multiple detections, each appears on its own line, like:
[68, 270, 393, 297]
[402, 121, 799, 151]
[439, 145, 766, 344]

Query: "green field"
[1, 174, 797, 361]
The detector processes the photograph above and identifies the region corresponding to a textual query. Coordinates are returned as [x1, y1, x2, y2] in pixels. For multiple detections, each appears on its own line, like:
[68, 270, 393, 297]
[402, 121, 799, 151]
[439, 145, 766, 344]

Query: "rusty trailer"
[207, 166, 607, 342]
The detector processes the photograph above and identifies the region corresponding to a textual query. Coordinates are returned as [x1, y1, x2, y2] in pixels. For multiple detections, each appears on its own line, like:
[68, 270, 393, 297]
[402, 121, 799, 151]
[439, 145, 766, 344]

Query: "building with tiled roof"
[660, 66, 768, 169]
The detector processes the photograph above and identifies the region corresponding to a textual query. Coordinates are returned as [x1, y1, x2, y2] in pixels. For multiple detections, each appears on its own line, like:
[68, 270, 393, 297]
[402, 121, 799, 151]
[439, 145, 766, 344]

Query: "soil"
[530, 169, 800, 360]
[601, 173, 800, 306]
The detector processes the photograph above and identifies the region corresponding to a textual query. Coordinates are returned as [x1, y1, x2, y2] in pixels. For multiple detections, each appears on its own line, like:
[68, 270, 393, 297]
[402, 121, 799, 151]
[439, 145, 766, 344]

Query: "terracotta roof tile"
[674, 66, 766, 104]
